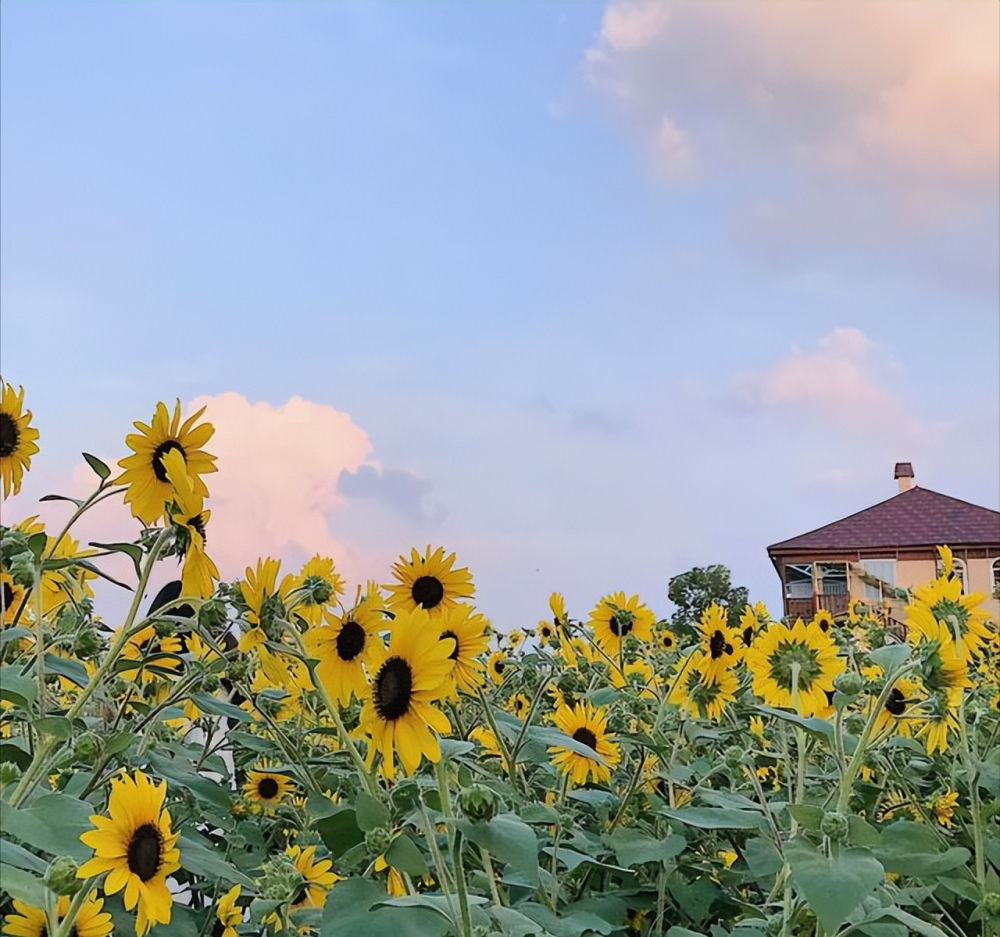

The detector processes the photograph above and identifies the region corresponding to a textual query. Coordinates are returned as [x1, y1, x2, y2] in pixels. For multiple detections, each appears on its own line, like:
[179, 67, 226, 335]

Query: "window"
[818, 563, 848, 595]
[861, 560, 896, 601]
[785, 563, 813, 599]
[936, 556, 967, 594]
[991, 559, 1000, 597]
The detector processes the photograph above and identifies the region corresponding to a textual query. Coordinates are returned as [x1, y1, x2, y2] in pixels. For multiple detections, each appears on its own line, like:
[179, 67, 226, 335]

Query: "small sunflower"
[870, 676, 922, 738]
[537, 619, 556, 646]
[3, 892, 113, 937]
[548, 702, 621, 786]
[588, 592, 655, 657]
[292, 555, 346, 626]
[915, 689, 962, 755]
[438, 603, 491, 696]
[745, 619, 845, 717]
[0, 380, 40, 499]
[487, 650, 508, 685]
[358, 608, 455, 780]
[384, 545, 474, 617]
[609, 659, 659, 700]
[238, 557, 296, 651]
[505, 628, 526, 651]
[287, 844, 339, 912]
[469, 725, 503, 757]
[305, 601, 387, 705]
[811, 609, 836, 634]
[549, 592, 568, 626]
[737, 605, 762, 649]
[655, 629, 677, 653]
[77, 771, 181, 937]
[508, 692, 531, 719]
[930, 790, 959, 827]
[666, 655, 738, 721]
[215, 884, 243, 937]
[161, 448, 219, 599]
[117, 399, 217, 525]
[691, 602, 742, 682]
[244, 769, 294, 812]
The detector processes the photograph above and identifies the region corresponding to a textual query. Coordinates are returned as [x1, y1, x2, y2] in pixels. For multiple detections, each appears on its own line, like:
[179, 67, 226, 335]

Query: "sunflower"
[609, 659, 659, 700]
[77, 771, 181, 937]
[537, 619, 555, 646]
[358, 608, 455, 780]
[910, 619, 973, 695]
[505, 628, 526, 651]
[117, 399, 217, 526]
[244, 769, 294, 812]
[305, 600, 387, 705]
[238, 558, 296, 651]
[384, 545, 474, 617]
[214, 885, 243, 937]
[691, 602, 742, 682]
[117, 624, 184, 685]
[745, 619, 845, 717]
[469, 725, 503, 758]
[438, 603, 491, 696]
[870, 676, 922, 738]
[655, 629, 677, 653]
[287, 844, 339, 912]
[737, 605, 762, 649]
[15, 517, 97, 618]
[905, 571, 996, 662]
[160, 448, 219, 599]
[0, 380, 40, 499]
[374, 854, 408, 897]
[291, 555, 345, 627]
[548, 702, 621, 786]
[930, 790, 959, 827]
[666, 655, 738, 721]
[588, 592, 655, 657]
[549, 592, 568, 626]
[507, 692, 531, 719]
[487, 650, 508, 685]
[3, 892, 113, 937]
[1, 571, 26, 626]
[811, 609, 836, 634]
[915, 689, 962, 755]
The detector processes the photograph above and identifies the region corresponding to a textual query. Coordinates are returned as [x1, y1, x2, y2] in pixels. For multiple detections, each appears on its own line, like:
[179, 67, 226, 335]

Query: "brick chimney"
[894, 462, 914, 493]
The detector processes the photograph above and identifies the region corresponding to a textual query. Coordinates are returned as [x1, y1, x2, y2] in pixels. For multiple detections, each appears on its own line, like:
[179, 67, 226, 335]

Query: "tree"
[667, 564, 749, 638]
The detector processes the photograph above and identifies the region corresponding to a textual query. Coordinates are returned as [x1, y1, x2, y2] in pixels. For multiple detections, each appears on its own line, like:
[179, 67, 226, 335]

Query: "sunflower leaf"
[90, 541, 144, 579]
[355, 791, 390, 832]
[82, 452, 111, 481]
[455, 813, 540, 886]
[385, 833, 429, 876]
[868, 644, 911, 675]
[38, 494, 85, 506]
[0, 863, 47, 906]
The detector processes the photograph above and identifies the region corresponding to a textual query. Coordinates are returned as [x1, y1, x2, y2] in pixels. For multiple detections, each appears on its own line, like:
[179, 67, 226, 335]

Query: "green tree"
[667, 564, 748, 638]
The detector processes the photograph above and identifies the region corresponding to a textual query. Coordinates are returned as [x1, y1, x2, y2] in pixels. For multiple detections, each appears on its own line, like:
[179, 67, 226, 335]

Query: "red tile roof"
[768, 486, 1000, 554]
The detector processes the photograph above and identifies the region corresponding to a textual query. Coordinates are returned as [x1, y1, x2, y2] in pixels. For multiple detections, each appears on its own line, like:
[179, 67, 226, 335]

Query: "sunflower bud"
[228, 660, 250, 683]
[73, 732, 102, 765]
[765, 913, 785, 937]
[981, 891, 1000, 917]
[153, 618, 176, 637]
[834, 671, 864, 696]
[845, 714, 866, 735]
[365, 827, 394, 857]
[458, 784, 500, 824]
[820, 811, 851, 843]
[256, 853, 302, 901]
[198, 598, 227, 630]
[0, 763, 22, 788]
[301, 574, 334, 606]
[73, 626, 102, 659]
[8, 551, 36, 588]
[44, 856, 81, 896]
[202, 673, 221, 693]
[724, 746, 745, 770]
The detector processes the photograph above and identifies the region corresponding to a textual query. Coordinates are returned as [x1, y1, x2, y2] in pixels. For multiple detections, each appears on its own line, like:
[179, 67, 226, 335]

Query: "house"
[767, 463, 1000, 626]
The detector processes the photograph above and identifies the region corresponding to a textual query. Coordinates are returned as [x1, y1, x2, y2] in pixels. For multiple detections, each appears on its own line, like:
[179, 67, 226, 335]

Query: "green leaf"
[0, 837, 49, 873]
[188, 692, 252, 723]
[0, 863, 47, 905]
[0, 740, 31, 769]
[588, 687, 621, 707]
[603, 827, 686, 867]
[518, 902, 616, 937]
[754, 705, 835, 746]
[27, 532, 47, 559]
[103, 731, 135, 757]
[31, 716, 72, 740]
[0, 626, 32, 648]
[872, 908, 948, 937]
[659, 807, 766, 831]
[667, 929, 708, 937]
[317, 810, 364, 859]
[177, 835, 254, 886]
[868, 644, 911, 674]
[90, 541, 143, 579]
[147, 753, 232, 813]
[354, 791, 390, 832]
[0, 667, 37, 708]
[785, 837, 883, 934]
[82, 453, 112, 481]
[44, 653, 91, 688]
[456, 812, 539, 886]
[1, 792, 96, 860]
[317, 876, 460, 937]
[666, 874, 720, 925]
[490, 905, 559, 937]
[787, 804, 824, 831]
[38, 494, 85, 507]
[385, 834, 428, 877]
[848, 815, 881, 847]
[873, 820, 970, 877]
[744, 837, 783, 879]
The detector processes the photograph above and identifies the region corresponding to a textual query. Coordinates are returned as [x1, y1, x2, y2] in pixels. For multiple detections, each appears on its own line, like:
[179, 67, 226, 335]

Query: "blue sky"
[3, 1, 998, 628]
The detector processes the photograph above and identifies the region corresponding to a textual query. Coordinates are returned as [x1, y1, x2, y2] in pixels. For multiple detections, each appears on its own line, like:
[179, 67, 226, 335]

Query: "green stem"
[956, 697, 986, 892]
[475, 687, 517, 785]
[452, 831, 474, 937]
[478, 846, 503, 907]
[53, 877, 97, 937]
[607, 746, 644, 833]
[43, 484, 123, 561]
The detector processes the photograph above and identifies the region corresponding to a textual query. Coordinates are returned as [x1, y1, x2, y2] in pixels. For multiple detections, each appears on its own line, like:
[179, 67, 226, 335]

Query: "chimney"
[894, 462, 914, 493]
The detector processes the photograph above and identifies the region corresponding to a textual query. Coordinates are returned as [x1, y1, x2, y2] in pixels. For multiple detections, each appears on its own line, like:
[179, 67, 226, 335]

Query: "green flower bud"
[8, 551, 37, 588]
[365, 827, 394, 857]
[0, 763, 22, 788]
[43, 856, 81, 896]
[256, 853, 303, 901]
[301, 574, 334, 606]
[198, 598, 228, 630]
[458, 784, 501, 824]
[765, 913, 784, 937]
[228, 660, 250, 683]
[73, 626, 102, 659]
[845, 714, 866, 735]
[153, 618, 176, 637]
[821, 811, 851, 843]
[724, 746, 745, 769]
[834, 671, 864, 696]
[201, 672, 221, 693]
[981, 891, 1000, 916]
[73, 732, 102, 764]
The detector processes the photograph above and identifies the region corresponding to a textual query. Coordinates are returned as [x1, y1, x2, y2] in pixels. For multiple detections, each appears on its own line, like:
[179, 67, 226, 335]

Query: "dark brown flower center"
[440, 630, 460, 660]
[257, 776, 280, 799]
[374, 656, 414, 720]
[189, 513, 207, 541]
[572, 727, 598, 751]
[741, 626, 754, 647]
[152, 440, 186, 482]
[885, 687, 907, 716]
[709, 630, 733, 659]
[0, 412, 18, 458]
[127, 823, 164, 881]
[336, 620, 366, 661]
[493, 660, 505, 674]
[411, 575, 444, 609]
[2, 580, 14, 610]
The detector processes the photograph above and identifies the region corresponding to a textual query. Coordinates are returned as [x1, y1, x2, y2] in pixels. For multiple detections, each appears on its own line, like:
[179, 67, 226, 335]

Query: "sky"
[2, 0, 998, 631]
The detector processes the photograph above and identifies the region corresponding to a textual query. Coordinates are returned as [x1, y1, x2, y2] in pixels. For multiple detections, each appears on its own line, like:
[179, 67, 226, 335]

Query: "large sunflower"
[745, 619, 845, 717]
[161, 448, 219, 599]
[666, 655, 738, 721]
[117, 399, 217, 525]
[487, 649, 508, 685]
[438, 603, 492, 696]
[77, 771, 181, 937]
[548, 702, 621, 786]
[304, 601, 387, 705]
[3, 892, 113, 937]
[0, 380, 40, 499]
[905, 573, 996, 662]
[691, 602, 743, 682]
[588, 592, 655, 658]
[358, 608, 455, 780]
[384, 545, 474, 617]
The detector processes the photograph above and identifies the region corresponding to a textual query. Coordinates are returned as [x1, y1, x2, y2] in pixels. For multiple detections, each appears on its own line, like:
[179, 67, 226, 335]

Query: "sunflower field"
[1, 382, 998, 937]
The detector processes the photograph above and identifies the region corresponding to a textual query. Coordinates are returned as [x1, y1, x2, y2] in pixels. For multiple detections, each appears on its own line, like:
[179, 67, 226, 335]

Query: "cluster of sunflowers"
[1, 380, 998, 937]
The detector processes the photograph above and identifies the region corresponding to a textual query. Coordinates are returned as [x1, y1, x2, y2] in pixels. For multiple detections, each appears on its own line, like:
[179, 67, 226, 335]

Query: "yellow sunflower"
[469, 725, 503, 757]
[243, 769, 294, 812]
[870, 676, 921, 738]
[358, 608, 455, 780]
[117, 624, 184, 685]
[905, 569, 996, 662]
[304, 600, 387, 705]
[1, 571, 26, 626]
[930, 790, 959, 827]
[2, 892, 112, 937]
[77, 771, 181, 937]
[117, 399, 217, 525]
[384, 545, 474, 617]
[666, 654, 738, 721]
[588, 592, 655, 657]
[291, 555, 346, 627]
[0, 380, 40, 499]
[655, 629, 677, 653]
[745, 619, 845, 717]
[537, 619, 556, 646]
[486, 649, 508, 685]
[374, 854, 408, 897]
[910, 619, 973, 695]
[438, 603, 491, 696]
[609, 659, 660, 700]
[548, 702, 621, 786]
[508, 692, 531, 719]
[15, 517, 97, 618]
[215, 885, 243, 937]
[691, 602, 743, 682]
[915, 689, 962, 755]
[737, 604, 763, 649]
[811, 608, 836, 634]
[161, 448, 219, 599]
[505, 628, 526, 651]
[238, 557, 296, 651]
[287, 844, 340, 912]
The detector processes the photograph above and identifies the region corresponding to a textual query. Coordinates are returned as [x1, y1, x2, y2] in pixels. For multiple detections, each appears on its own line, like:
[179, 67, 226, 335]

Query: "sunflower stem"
[42, 482, 122, 561]
[508, 663, 553, 764]
[956, 696, 986, 893]
[452, 830, 474, 937]
[32, 559, 44, 721]
[607, 746, 644, 834]
[478, 846, 504, 907]
[53, 877, 97, 937]
[475, 687, 517, 786]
